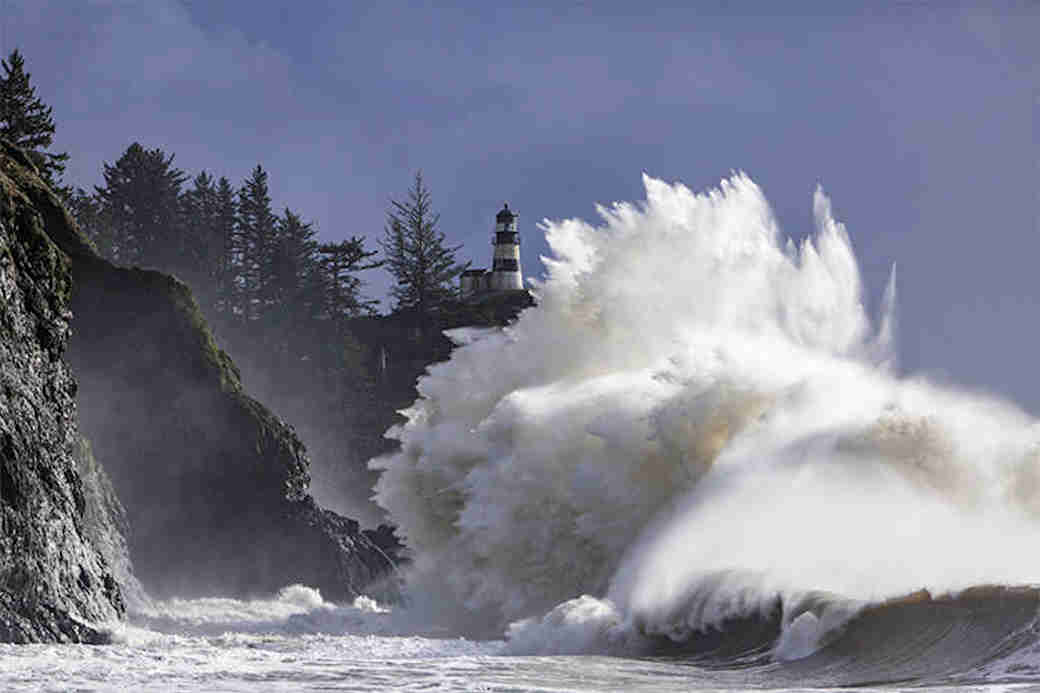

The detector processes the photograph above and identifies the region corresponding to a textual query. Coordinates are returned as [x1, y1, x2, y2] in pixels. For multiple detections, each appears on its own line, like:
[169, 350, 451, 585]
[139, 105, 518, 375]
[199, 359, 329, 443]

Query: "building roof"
[496, 203, 516, 223]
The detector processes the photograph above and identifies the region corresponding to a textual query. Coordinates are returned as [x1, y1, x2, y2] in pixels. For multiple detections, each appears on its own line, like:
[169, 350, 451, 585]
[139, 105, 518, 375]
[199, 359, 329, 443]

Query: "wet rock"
[0, 142, 124, 642]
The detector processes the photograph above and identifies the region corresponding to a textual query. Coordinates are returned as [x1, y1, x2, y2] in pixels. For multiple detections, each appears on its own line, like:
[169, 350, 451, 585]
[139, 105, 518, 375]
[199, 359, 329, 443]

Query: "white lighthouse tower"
[459, 202, 530, 302]
[489, 203, 522, 290]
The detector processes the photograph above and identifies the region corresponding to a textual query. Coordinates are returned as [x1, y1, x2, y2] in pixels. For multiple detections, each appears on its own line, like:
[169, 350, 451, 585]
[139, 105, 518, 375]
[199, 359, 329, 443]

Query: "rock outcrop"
[73, 435, 148, 609]
[1, 141, 397, 609]
[0, 145, 124, 642]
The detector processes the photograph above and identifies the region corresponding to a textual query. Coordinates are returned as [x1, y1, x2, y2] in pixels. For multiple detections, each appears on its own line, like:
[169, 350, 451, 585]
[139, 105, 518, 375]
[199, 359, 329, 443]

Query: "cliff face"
[1, 141, 397, 606]
[343, 292, 535, 477]
[73, 435, 148, 609]
[0, 146, 124, 642]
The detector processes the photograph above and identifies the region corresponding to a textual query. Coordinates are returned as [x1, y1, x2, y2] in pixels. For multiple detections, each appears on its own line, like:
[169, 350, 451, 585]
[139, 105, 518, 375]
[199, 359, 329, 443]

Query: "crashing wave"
[371, 172, 1040, 660]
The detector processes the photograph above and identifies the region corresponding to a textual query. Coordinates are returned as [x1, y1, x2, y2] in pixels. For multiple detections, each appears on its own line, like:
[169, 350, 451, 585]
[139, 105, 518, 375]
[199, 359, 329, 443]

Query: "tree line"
[66, 147, 383, 367]
[1, 48, 466, 333]
[1, 47, 476, 521]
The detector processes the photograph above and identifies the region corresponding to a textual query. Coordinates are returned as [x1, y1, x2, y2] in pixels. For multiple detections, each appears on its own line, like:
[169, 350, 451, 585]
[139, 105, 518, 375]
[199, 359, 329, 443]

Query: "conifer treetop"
[0, 49, 68, 185]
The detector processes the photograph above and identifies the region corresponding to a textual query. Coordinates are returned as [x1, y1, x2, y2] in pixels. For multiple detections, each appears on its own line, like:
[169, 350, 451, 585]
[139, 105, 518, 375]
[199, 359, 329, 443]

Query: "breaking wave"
[117, 584, 400, 641]
[371, 172, 1040, 678]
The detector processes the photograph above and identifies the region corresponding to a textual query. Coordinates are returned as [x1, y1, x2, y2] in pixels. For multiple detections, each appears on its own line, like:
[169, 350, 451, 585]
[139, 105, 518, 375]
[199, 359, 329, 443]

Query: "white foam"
[504, 596, 629, 656]
[775, 611, 822, 661]
[370, 172, 1040, 653]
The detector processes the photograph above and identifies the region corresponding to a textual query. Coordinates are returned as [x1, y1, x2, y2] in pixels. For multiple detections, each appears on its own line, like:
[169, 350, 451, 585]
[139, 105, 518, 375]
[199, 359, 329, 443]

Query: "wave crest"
[372, 172, 1040, 644]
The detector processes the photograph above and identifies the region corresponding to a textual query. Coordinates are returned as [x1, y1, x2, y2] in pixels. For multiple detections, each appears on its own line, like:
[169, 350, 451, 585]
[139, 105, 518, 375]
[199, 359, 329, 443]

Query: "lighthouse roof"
[496, 203, 516, 223]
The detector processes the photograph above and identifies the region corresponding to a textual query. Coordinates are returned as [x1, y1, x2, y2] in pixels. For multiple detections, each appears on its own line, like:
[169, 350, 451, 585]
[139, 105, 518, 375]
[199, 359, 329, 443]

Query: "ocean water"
[10, 173, 1040, 691]
[367, 173, 1040, 689]
[3, 585, 1040, 691]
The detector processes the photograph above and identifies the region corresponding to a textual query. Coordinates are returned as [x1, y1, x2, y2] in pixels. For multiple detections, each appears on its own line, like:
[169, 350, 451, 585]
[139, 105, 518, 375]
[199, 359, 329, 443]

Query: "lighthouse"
[490, 203, 523, 290]
[460, 202, 527, 299]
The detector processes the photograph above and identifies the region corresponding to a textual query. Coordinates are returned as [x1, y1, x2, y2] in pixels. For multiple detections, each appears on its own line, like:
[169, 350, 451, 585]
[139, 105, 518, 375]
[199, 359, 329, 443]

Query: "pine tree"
[66, 187, 114, 257]
[179, 171, 229, 313]
[0, 49, 69, 185]
[270, 209, 320, 328]
[236, 164, 278, 323]
[95, 143, 186, 268]
[380, 171, 467, 324]
[213, 177, 239, 318]
[319, 237, 380, 324]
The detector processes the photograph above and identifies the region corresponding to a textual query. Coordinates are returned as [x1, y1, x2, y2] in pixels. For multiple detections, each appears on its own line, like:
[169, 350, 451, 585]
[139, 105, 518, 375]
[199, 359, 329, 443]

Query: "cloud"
[4, 1, 300, 182]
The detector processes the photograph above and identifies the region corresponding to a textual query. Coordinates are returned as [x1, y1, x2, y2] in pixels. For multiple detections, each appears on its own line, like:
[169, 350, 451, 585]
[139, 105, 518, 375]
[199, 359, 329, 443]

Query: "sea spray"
[124, 584, 418, 639]
[371, 172, 1040, 653]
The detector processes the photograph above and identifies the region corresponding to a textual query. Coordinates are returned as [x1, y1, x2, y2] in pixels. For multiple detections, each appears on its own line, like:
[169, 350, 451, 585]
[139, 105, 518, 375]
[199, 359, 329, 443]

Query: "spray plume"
[372, 173, 1040, 648]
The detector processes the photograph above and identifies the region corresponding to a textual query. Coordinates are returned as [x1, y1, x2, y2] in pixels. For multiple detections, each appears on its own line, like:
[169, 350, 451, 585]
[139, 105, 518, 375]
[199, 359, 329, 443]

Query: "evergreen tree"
[65, 187, 113, 257]
[95, 143, 186, 268]
[318, 237, 380, 324]
[236, 165, 278, 323]
[0, 49, 69, 185]
[380, 171, 467, 323]
[213, 177, 239, 318]
[269, 208, 322, 343]
[179, 171, 220, 308]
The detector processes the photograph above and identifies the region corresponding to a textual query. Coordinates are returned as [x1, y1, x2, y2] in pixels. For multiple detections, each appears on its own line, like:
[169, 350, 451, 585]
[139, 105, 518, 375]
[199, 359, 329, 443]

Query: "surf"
[370, 172, 1040, 684]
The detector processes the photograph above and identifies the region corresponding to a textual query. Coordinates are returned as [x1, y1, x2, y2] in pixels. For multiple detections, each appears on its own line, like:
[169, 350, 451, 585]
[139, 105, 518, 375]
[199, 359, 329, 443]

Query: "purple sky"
[5, 1, 1040, 409]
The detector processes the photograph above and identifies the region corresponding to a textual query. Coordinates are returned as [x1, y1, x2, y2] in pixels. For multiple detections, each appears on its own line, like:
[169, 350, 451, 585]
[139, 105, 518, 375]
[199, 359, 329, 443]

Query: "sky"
[4, 1, 1039, 410]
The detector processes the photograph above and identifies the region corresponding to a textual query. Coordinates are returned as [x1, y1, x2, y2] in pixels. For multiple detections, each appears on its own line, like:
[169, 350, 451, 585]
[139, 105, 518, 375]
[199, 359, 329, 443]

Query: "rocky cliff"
[1, 141, 397, 614]
[73, 435, 148, 609]
[0, 145, 124, 642]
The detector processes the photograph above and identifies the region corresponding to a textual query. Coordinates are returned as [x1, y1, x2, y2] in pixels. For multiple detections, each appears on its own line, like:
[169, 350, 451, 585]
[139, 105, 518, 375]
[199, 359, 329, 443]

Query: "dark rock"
[73, 435, 148, 608]
[0, 144, 124, 642]
[0, 141, 398, 604]
[340, 294, 534, 494]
